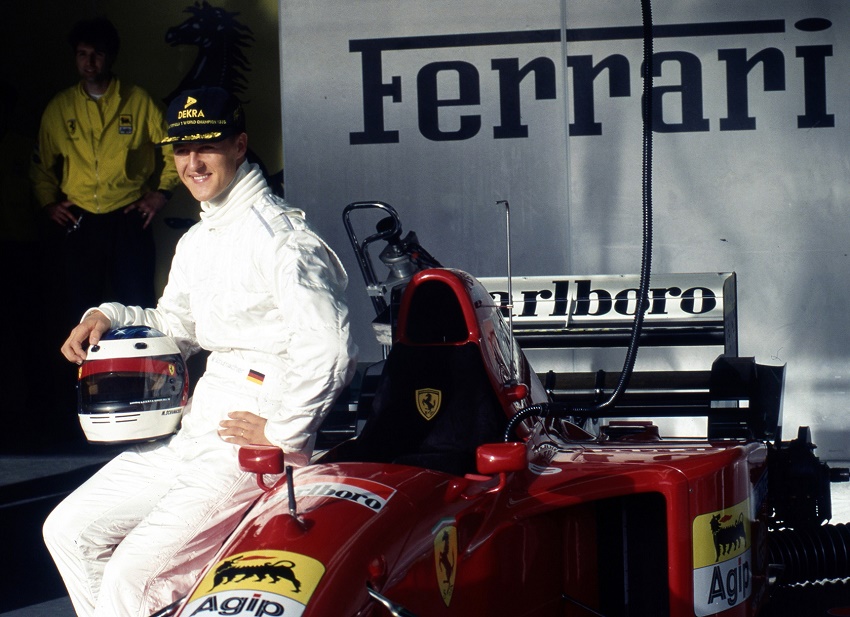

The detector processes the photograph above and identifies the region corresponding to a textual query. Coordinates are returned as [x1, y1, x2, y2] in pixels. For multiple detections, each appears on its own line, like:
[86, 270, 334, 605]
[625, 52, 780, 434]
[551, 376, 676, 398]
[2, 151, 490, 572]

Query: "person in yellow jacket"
[30, 16, 179, 323]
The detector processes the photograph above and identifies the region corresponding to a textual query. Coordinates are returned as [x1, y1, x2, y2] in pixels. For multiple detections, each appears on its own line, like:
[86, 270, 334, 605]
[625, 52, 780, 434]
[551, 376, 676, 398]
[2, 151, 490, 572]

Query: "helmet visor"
[79, 355, 188, 414]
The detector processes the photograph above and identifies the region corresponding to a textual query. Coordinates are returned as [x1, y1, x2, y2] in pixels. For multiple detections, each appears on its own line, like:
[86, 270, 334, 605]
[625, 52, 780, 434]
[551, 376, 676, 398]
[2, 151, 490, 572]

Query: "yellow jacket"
[30, 77, 179, 214]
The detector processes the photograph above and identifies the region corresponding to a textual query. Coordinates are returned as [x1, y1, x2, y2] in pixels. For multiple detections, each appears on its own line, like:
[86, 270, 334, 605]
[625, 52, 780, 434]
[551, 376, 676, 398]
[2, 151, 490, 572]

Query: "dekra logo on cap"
[178, 96, 205, 120]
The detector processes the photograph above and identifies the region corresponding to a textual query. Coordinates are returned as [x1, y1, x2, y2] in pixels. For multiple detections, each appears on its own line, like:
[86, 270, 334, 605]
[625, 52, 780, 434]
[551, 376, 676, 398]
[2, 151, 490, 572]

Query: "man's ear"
[236, 132, 248, 157]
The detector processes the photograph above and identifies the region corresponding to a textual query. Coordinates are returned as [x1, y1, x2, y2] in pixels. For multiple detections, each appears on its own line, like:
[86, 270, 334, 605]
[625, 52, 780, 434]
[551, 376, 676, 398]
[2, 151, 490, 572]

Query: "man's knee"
[43, 495, 106, 560]
[43, 501, 74, 552]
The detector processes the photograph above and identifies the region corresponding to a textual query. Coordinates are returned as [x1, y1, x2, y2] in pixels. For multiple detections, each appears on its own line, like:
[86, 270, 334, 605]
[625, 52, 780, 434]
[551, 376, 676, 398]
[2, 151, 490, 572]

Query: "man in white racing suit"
[43, 87, 358, 617]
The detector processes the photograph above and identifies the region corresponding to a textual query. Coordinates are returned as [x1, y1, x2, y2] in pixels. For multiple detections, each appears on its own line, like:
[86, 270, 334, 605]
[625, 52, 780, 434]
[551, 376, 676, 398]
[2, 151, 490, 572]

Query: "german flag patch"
[247, 369, 265, 385]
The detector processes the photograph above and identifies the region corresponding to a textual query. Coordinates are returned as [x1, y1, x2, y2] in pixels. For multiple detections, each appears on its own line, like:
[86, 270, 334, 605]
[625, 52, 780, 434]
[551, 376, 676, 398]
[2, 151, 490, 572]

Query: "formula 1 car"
[154, 202, 850, 617]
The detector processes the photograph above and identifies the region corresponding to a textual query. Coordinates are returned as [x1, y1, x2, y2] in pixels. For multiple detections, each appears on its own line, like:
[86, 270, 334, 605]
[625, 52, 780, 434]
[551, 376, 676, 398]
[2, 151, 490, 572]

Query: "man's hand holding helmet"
[61, 310, 111, 364]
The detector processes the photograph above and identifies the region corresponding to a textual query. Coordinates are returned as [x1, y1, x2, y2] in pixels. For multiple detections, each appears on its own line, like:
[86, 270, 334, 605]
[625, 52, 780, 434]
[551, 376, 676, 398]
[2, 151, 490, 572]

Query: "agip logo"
[182, 550, 325, 617]
[119, 114, 134, 135]
[692, 500, 751, 616]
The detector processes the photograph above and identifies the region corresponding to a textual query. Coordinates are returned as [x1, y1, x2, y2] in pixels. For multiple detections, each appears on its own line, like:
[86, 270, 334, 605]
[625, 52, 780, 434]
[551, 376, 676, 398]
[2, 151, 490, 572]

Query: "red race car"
[154, 203, 849, 617]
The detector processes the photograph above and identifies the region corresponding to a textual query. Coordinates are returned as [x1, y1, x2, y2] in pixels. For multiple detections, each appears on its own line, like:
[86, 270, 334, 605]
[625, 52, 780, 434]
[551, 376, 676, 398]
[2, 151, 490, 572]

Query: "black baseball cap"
[159, 87, 245, 145]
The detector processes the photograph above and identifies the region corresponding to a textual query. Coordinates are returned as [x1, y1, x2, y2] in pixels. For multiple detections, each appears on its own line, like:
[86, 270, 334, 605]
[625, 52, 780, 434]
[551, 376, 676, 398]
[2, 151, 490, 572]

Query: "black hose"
[769, 523, 850, 585]
[505, 0, 654, 441]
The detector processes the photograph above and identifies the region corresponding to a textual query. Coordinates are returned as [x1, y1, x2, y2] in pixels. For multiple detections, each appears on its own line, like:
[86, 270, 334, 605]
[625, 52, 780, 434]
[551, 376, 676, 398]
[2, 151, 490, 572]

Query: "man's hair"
[68, 17, 121, 57]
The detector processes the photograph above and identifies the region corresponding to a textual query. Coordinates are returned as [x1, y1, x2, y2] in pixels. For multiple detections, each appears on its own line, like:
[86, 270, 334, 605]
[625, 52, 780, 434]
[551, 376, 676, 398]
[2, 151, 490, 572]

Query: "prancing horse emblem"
[434, 524, 457, 606]
[415, 388, 441, 420]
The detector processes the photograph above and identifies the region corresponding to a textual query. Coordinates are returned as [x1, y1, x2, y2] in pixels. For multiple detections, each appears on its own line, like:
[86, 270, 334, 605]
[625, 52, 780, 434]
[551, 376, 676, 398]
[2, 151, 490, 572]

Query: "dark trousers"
[62, 206, 157, 324]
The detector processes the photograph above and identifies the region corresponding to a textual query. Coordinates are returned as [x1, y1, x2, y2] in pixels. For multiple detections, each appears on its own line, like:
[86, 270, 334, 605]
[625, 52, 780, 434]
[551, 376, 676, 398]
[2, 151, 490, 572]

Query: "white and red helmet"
[77, 326, 189, 444]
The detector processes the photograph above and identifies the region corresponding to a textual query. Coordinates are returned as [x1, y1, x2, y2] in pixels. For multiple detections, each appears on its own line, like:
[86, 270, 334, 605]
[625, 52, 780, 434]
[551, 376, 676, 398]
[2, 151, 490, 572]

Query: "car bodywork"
[154, 206, 849, 616]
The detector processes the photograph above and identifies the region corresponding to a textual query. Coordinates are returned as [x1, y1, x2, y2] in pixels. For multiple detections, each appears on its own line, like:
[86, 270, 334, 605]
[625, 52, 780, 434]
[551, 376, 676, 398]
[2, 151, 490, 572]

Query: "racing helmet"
[77, 326, 189, 444]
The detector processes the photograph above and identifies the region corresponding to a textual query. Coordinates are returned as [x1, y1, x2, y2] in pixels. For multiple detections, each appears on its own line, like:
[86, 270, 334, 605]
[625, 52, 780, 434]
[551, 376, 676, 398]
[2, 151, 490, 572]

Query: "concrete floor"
[0, 597, 73, 617]
[0, 441, 119, 616]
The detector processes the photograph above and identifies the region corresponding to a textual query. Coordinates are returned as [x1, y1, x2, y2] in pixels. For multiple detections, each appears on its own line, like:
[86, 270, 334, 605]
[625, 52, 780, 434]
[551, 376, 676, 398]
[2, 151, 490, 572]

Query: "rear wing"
[477, 272, 738, 355]
[479, 273, 783, 441]
[537, 356, 784, 441]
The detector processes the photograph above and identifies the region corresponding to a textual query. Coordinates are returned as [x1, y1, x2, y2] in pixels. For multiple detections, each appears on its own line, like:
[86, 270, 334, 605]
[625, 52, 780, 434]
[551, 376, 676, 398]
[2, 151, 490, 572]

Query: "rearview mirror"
[475, 442, 527, 494]
[239, 445, 284, 491]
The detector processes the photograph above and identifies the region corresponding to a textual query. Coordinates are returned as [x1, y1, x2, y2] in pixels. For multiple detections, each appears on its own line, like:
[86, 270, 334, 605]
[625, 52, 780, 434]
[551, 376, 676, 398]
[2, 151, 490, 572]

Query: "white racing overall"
[43, 162, 358, 616]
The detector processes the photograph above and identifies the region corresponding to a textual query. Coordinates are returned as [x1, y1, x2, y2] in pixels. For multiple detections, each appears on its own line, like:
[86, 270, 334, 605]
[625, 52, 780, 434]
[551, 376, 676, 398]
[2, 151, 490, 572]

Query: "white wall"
[279, 0, 850, 458]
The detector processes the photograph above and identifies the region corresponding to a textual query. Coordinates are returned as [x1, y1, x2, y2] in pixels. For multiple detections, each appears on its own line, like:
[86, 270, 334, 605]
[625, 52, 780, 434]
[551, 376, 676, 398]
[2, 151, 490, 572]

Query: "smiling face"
[172, 133, 248, 202]
[75, 43, 113, 93]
